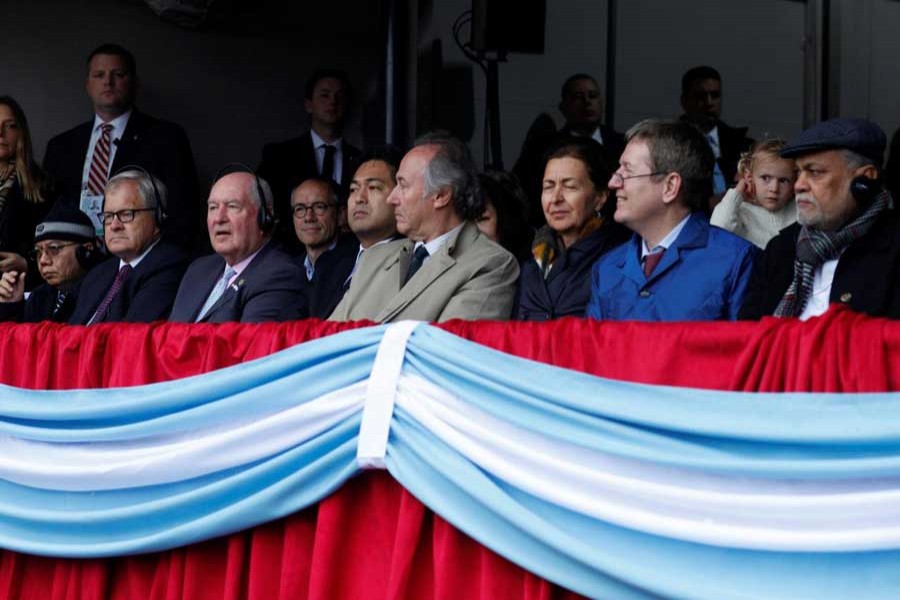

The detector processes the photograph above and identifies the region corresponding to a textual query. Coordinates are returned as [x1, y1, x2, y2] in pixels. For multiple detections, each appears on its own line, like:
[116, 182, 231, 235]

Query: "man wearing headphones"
[740, 118, 900, 320]
[68, 169, 189, 324]
[169, 168, 308, 322]
[0, 204, 103, 322]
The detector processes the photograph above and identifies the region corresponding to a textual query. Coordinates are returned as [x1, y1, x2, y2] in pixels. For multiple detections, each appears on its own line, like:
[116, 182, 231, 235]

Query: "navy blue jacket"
[516, 226, 619, 321]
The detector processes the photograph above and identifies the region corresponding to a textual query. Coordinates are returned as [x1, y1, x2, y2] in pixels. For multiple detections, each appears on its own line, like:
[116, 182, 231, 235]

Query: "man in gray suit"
[329, 132, 519, 322]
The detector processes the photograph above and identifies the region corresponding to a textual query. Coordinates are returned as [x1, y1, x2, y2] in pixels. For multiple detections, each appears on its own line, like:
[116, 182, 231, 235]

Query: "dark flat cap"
[780, 118, 886, 165]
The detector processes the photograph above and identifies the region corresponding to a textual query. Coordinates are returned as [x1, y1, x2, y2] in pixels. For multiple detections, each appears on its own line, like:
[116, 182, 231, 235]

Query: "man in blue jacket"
[586, 119, 757, 321]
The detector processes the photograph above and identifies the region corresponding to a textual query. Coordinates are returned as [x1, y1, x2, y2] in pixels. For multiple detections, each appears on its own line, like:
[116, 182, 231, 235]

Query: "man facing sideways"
[0, 205, 103, 322]
[309, 146, 403, 318]
[169, 168, 307, 323]
[258, 69, 361, 250]
[68, 169, 189, 324]
[43, 43, 200, 250]
[586, 119, 757, 321]
[329, 132, 518, 322]
[740, 118, 900, 320]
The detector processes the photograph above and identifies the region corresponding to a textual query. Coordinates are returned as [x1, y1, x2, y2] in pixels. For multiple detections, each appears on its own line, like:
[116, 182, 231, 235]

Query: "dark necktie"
[321, 144, 336, 183]
[643, 249, 665, 278]
[404, 245, 429, 286]
[88, 264, 132, 325]
[50, 290, 68, 322]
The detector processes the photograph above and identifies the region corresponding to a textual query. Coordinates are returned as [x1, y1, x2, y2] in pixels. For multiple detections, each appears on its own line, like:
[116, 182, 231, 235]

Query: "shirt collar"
[416, 222, 465, 258]
[93, 110, 132, 140]
[641, 213, 691, 258]
[310, 129, 342, 151]
[119, 236, 160, 269]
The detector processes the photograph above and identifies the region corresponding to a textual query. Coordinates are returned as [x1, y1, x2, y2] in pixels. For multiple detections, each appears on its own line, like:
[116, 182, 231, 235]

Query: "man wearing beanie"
[740, 118, 900, 320]
[0, 204, 102, 322]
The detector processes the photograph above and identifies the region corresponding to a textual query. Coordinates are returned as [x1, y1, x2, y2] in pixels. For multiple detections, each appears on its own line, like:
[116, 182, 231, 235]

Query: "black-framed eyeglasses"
[610, 171, 667, 186]
[98, 208, 155, 225]
[292, 202, 337, 218]
[31, 242, 78, 261]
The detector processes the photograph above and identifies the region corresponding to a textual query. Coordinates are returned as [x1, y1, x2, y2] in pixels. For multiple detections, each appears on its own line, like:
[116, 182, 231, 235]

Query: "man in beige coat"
[329, 133, 518, 323]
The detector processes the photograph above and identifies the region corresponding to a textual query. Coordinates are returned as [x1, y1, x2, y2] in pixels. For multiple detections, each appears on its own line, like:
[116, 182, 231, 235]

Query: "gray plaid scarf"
[774, 189, 891, 317]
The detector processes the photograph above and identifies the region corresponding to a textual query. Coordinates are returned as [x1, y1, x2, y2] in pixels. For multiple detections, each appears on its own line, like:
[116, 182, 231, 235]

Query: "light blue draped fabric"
[3, 322, 900, 599]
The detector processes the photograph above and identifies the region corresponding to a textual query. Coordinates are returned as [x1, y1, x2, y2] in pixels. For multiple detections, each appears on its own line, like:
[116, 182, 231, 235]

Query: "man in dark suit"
[513, 73, 623, 228]
[169, 169, 307, 323]
[740, 118, 900, 320]
[42, 43, 201, 252]
[68, 169, 189, 325]
[679, 65, 754, 203]
[258, 69, 361, 251]
[290, 177, 357, 318]
[0, 204, 103, 322]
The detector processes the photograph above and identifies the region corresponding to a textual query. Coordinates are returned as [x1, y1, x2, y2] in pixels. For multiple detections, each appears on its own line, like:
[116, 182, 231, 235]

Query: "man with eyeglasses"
[68, 169, 188, 325]
[169, 168, 307, 323]
[585, 119, 757, 322]
[289, 177, 358, 319]
[0, 205, 103, 322]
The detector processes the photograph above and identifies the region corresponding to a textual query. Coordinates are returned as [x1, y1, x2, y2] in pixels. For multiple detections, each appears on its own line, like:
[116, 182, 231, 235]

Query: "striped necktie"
[87, 264, 132, 325]
[87, 123, 114, 195]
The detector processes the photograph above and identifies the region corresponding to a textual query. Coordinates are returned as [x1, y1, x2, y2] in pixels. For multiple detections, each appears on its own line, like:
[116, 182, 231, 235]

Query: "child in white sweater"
[711, 139, 797, 248]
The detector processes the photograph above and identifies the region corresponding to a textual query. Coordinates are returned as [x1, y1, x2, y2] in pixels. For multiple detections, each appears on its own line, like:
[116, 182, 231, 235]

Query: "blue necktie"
[197, 266, 236, 321]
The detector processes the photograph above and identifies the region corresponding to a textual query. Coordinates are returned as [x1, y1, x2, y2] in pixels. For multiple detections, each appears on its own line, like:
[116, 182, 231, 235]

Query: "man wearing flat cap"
[740, 117, 900, 320]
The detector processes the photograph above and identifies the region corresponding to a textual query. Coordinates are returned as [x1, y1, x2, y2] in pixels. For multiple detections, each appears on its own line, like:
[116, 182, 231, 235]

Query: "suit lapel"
[111, 111, 147, 171]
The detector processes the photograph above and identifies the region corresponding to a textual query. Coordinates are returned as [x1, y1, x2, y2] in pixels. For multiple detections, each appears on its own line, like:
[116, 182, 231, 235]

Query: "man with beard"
[740, 118, 900, 320]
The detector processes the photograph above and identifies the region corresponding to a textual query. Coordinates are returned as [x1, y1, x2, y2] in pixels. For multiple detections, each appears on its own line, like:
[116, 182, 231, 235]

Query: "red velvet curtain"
[1, 308, 897, 599]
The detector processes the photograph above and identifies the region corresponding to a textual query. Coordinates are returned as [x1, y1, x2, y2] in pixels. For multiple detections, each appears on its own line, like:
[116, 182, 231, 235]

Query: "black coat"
[0, 279, 81, 323]
[307, 233, 360, 319]
[68, 241, 189, 324]
[42, 110, 201, 251]
[515, 225, 620, 321]
[258, 132, 361, 251]
[739, 210, 900, 319]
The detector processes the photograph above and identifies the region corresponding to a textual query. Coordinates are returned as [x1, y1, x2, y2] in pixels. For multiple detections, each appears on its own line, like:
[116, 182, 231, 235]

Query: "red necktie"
[87, 123, 114, 195]
[643, 250, 665, 278]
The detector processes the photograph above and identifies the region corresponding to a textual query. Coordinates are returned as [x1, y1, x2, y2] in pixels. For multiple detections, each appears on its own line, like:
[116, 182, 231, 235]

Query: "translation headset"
[850, 175, 883, 210]
[108, 164, 169, 227]
[212, 162, 276, 232]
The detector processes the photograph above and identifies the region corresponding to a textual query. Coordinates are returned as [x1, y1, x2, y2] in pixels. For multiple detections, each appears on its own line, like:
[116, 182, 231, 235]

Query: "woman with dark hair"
[476, 170, 533, 261]
[0, 96, 52, 281]
[515, 137, 624, 320]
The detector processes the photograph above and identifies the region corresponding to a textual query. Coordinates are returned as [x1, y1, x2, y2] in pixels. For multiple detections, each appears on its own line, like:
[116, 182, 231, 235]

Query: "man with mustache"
[740, 118, 900, 320]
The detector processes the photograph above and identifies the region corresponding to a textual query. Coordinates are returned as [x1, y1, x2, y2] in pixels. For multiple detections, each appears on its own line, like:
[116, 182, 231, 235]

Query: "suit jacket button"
[639, 290, 651, 298]
[839, 292, 852, 303]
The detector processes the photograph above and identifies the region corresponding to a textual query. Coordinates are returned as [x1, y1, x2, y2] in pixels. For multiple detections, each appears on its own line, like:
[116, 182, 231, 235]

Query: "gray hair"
[105, 169, 167, 215]
[248, 175, 275, 216]
[839, 149, 879, 173]
[625, 119, 714, 212]
[414, 131, 484, 220]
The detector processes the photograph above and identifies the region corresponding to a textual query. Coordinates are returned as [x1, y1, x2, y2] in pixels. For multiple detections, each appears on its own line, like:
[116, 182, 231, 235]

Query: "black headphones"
[212, 163, 276, 231]
[75, 243, 101, 270]
[850, 175, 883, 210]
[107, 164, 168, 226]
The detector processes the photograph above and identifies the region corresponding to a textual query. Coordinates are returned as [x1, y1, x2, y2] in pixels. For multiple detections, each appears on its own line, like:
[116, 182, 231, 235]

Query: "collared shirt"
[118, 236, 159, 270]
[799, 256, 842, 321]
[310, 129, 343, 185]
[413, 222, 466, 267]
[81, 110, 132, 191]
[222, 241, 268, 286]
[640, 214, 691, 261]
[304, 239, 337, 281]
[590, 127, 604, 146]
[706, 126, 722, 159]
[346, 236, 395, 285]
